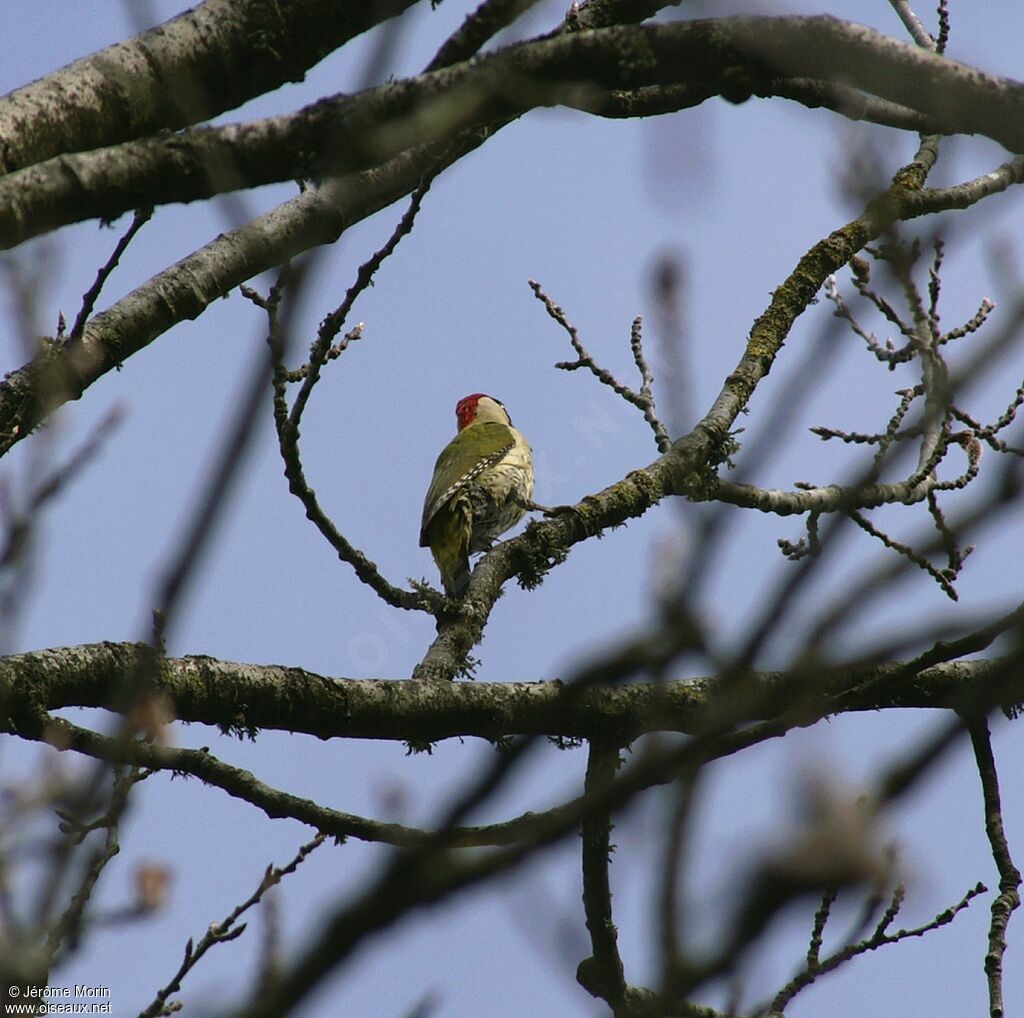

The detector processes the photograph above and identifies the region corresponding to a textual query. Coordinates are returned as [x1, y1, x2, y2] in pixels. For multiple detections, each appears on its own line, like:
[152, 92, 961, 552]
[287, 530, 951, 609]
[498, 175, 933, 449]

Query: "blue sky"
[2, 1, 1024, 1015]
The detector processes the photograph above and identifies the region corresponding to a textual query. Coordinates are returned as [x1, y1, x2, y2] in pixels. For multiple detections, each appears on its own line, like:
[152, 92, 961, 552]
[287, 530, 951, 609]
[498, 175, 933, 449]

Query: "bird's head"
[455, 393, 511, 431]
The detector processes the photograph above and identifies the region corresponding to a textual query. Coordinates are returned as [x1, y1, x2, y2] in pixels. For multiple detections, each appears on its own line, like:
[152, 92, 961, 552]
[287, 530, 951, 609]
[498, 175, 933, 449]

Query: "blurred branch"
[0, 763, 148, 998]
[0, 405, 123, 573]
[653, 768, 708, 1016]
[661, 708, 982, 1004]
[227, 724, 711, 1016]
[226, 675, 994, 1017]
[149, 261, 303, 647]
[42, 767, 143, 965]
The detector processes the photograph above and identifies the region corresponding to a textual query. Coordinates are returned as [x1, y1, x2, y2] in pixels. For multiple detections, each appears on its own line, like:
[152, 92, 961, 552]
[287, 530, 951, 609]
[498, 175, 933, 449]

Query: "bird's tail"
[446, 557, 470, 598]
[426, 508, 471, 597]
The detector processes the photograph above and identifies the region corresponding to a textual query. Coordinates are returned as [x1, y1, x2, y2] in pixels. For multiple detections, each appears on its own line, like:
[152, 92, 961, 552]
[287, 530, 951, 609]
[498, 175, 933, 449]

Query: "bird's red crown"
[456, 393, 490, 431]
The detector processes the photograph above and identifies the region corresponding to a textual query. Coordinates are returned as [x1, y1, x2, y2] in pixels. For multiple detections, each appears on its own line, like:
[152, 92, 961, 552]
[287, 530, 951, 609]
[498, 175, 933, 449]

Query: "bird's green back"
[419, 422, 515, 539]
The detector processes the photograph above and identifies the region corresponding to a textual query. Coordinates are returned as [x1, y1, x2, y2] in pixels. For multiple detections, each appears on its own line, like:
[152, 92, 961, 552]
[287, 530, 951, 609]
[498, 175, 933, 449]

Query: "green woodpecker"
[420, 393, 534, 597]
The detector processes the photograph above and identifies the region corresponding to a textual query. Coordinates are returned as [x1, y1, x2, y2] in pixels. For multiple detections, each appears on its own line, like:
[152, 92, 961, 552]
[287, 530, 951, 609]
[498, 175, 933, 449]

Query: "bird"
[420, 393, 534, 597]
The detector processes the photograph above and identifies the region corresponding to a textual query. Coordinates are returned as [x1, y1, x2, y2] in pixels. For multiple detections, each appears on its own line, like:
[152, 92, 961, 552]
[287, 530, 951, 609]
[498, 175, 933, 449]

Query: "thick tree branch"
[6, 16, 1024, 251]
[0, 0, 423, 174]
[2, 643, 1021, 745]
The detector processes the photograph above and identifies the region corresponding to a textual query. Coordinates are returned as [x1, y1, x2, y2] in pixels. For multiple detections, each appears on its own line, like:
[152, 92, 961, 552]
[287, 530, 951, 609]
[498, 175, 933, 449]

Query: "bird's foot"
[517, 496, 576, 517]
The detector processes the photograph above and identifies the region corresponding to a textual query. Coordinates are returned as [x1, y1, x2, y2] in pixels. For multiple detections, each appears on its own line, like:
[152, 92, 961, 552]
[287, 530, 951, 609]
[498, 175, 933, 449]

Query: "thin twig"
[806, 889, 837, 969]
[260, 187, 432, 611]
[44, 766, 146, 963]
[70, 208, 153, 339]
[530, 281, 670, 452]
[847, 508, 960, 600]
[425, 0, 544, 72]
[0, 404, 124, 571]
[889, 0, 936, 49]
[767, 880, 984, 1013]
[630, 317, 672, 452]
[138, 834, 327, 1018]
[285, 178, 432, 413]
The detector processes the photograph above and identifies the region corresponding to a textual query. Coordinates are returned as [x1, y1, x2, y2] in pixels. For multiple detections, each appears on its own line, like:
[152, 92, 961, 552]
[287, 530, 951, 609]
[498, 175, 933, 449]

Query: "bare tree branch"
[767, 880, 985, 1013]
[0, 0, 423, 173]
[531, 281, 671, 453]
[3, 642, 1022, 744]
[138, 833, 327, 1018]
[8, 17, 1024, 251]
[967, 715, 1022, 1018]
[577, 743, 630, 1011]
[2, 5, 1023, 1012]
[264, 184, 434, 611]
[69, 208, 153, 339]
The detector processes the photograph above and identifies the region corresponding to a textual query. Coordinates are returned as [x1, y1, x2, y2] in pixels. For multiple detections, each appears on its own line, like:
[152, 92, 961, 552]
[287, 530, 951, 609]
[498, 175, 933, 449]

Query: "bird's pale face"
[456, 393, 510, 430]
